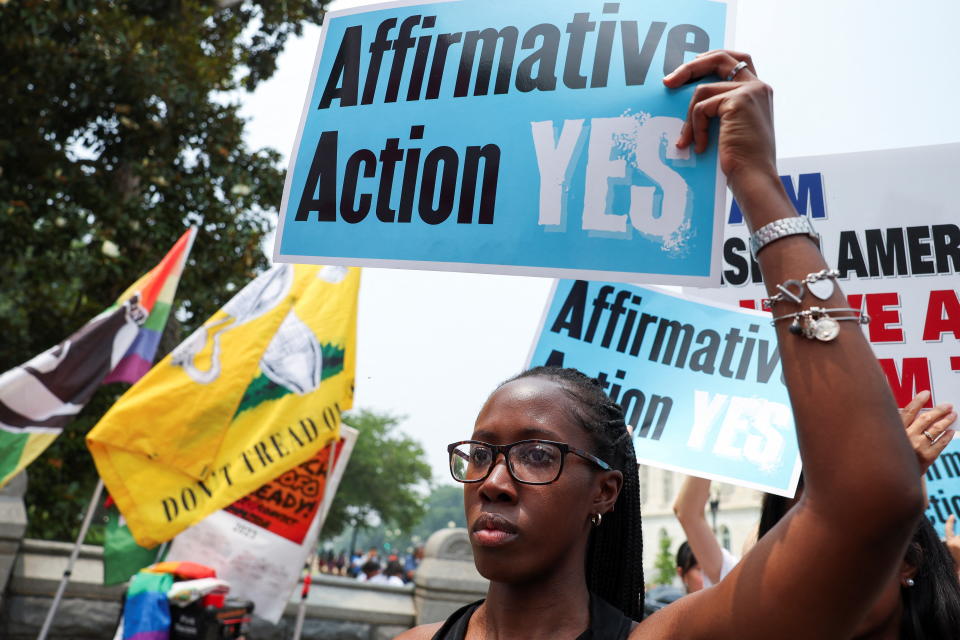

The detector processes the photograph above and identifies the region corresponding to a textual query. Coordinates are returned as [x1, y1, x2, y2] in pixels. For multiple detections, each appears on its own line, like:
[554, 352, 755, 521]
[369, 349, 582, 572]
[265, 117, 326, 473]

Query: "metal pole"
[37, 478, 105, 640]
[290, 554, 314, 640]
[291, 447, 338, 640]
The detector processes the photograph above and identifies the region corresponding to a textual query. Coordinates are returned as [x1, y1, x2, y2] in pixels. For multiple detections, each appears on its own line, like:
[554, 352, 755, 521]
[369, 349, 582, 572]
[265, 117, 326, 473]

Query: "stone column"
[413, 528, 487, 625]
[0, 471, 28, 609]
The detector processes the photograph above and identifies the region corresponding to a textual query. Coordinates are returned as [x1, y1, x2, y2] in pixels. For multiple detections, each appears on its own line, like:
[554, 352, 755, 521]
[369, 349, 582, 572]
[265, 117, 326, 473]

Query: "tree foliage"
[322, 410, 433, 540]
[333, 484, 466, 554]
[0, 0, 328, 540]
[653, 531, 676, 586]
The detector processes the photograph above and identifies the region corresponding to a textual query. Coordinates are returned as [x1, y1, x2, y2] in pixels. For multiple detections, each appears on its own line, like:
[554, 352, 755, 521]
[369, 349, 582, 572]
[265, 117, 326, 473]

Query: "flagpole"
[291, 553, 314, 640]
[37, 478, 105, 640]
[291, 448, 338, 640]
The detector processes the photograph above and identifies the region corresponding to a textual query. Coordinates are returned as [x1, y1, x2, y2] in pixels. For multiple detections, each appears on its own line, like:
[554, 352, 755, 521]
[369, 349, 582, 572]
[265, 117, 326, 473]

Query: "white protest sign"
[689, 143, 960, 411]
[166, 426, 357, 622]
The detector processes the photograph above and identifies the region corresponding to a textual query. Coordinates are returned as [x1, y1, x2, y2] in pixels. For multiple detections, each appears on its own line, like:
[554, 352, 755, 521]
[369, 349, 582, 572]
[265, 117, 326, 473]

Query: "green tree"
[653, 531, 676, 586]
[408, 484, 466, 540]
[0, 0, 328, 540]
[323, 410, 433, 544]
[332, 483, 466, 555]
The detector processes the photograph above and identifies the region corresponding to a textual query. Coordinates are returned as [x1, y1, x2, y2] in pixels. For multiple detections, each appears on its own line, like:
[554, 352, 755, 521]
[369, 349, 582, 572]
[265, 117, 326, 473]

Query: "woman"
[397, 50, 925, 639]
[673, 476, 740, 589]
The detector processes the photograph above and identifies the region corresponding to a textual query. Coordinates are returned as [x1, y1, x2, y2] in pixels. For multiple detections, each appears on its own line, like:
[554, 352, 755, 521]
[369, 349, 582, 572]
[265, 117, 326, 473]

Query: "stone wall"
[0, 485, 487, 640]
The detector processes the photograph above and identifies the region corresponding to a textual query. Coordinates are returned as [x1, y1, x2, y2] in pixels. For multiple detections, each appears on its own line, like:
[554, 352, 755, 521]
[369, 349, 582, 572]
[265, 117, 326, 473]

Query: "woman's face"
[678, 564, 704, 594]
[463, 376, 621, 584]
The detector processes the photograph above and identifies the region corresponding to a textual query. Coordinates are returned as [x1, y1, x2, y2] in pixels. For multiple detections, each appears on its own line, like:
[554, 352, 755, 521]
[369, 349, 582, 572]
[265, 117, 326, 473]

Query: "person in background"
[944, 515, 960, 581]
[334, 550, 347, 576]
[357, 560, 382, 582]
[674, 542, 703, 594]
[380, 561, 407, 587]
[673, 476, 738, 589]
[348, 550, 363, 578]
[362, 546, 381, 567]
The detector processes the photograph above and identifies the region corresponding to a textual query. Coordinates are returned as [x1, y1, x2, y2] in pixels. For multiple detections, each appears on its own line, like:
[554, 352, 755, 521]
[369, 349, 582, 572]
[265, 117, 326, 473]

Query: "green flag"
[103, 500, 160, 585]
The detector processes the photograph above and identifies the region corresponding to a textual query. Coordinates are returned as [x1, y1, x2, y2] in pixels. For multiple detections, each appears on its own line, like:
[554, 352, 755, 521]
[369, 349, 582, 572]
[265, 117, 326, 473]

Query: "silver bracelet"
[750, 216, 820, 259]
[768, 269, 840, 306]
[771, 306, 870, 342]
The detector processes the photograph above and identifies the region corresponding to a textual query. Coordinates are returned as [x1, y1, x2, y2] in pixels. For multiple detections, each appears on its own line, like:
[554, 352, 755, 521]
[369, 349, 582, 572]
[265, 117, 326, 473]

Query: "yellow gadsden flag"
[87, 265, 360, 547]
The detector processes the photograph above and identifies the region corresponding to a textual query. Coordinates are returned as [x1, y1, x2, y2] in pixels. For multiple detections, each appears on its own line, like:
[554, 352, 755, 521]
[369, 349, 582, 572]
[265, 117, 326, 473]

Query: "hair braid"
[503, 366, 645, 620]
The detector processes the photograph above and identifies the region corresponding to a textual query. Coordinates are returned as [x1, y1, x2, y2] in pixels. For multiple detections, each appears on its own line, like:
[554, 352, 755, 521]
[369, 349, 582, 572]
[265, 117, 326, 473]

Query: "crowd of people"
[316, 546, 424, 586]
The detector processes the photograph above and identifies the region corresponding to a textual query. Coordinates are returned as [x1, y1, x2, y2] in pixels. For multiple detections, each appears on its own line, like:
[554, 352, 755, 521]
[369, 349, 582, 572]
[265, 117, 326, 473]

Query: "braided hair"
[502, 366, 645, 620]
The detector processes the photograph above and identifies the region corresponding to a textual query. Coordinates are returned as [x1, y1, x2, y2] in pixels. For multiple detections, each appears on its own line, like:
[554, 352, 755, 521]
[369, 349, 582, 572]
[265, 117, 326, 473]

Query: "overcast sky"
[239, 0, 960, 482]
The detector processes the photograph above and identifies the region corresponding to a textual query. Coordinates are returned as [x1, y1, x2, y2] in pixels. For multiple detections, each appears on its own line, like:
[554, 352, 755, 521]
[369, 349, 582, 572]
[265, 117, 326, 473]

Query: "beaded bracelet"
[771, 306, 870, 342]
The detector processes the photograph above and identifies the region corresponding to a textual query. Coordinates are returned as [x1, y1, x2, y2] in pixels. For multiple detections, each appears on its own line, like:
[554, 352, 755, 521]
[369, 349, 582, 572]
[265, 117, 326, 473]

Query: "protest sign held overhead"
[87, 264, 360, 547]
[275, 0, 733, 286]
[167, 426, 358, 623]
[0, 228, 195, 488]
[529, 280, 801, 496]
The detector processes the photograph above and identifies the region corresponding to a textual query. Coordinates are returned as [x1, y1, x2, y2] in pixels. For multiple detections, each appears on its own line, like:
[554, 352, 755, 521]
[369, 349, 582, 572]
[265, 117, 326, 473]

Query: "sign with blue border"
[926, 438, 960, 537]
[528, 279, 802, 496]
[274, 0, 734, 286]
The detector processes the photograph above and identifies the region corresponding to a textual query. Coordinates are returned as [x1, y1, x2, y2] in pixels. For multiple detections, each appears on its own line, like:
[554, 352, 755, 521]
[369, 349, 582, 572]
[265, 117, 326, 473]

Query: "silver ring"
[726, 60, 749, 82]
[923, 429, 937, 443]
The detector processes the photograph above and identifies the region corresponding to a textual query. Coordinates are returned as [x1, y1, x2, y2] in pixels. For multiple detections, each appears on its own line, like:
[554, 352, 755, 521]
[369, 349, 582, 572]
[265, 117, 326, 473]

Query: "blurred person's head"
[675, 541, 702, 594]
[361, 560, 380, 579]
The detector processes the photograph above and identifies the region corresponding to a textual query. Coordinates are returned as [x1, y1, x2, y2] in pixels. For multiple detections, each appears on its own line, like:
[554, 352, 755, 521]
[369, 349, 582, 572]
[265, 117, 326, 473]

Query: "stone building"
[638, 466, 762, 583]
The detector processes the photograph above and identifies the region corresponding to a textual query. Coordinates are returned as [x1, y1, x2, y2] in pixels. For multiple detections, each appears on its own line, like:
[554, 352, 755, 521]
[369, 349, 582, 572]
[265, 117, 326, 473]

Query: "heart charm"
[807, 277, 835, 301]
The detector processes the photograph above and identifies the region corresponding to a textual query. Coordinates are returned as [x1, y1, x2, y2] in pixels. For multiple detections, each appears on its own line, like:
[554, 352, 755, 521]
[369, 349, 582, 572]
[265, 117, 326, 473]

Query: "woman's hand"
[900, 390, 957, 474]
[663, 50, 776, 195]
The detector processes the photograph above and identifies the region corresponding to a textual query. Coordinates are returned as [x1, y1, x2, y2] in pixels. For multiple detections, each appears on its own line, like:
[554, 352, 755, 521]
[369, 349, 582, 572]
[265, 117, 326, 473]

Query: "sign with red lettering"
[224, 439, 343, 544]
[166, 426, 358, 623]
[688, 143, 960, 410]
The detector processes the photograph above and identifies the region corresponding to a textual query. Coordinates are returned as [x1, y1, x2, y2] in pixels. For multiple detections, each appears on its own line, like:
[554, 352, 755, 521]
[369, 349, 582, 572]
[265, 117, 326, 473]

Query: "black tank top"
[430, 593, 633, 640]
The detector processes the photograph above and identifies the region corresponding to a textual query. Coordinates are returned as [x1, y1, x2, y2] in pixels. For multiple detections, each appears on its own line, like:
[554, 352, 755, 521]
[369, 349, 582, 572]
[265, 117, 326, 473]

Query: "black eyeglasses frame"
[446, 438, 612, 486]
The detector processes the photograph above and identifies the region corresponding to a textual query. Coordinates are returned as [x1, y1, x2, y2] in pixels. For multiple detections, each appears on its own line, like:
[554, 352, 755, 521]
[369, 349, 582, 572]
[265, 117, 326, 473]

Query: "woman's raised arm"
[634, 51, 924, 639]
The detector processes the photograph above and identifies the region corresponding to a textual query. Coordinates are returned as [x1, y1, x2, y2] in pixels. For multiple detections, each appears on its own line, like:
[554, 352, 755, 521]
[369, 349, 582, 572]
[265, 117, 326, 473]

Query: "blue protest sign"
[274, 0, 733, 286]
[528, 280, 801, 495]
[926, 438, 960, 537]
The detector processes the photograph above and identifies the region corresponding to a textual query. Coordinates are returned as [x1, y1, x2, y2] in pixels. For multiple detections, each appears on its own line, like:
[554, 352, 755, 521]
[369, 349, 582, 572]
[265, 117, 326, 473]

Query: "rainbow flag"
[121, 561, 216, 640]
[105, 229, 196, 383]
[0, 229, 195, 488]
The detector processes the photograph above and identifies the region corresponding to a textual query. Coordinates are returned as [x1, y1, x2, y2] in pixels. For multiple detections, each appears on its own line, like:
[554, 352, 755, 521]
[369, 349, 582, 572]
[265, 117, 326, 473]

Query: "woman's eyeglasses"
[447, 439, 611, 485]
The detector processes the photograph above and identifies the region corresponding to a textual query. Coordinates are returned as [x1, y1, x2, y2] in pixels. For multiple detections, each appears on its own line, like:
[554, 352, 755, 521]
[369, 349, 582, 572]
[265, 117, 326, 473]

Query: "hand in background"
[900, 390, 957, 474]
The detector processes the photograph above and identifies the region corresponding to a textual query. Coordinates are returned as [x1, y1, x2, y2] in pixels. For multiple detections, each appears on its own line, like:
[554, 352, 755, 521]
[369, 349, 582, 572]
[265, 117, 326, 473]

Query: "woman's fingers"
[677, 82, 736, 150]
[684, 92, 727, 153]
[663, 50, 756, 88]
[907, 403, 956, 440]
[909, 405, 957, 473]
[900, 390, 931, 428]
